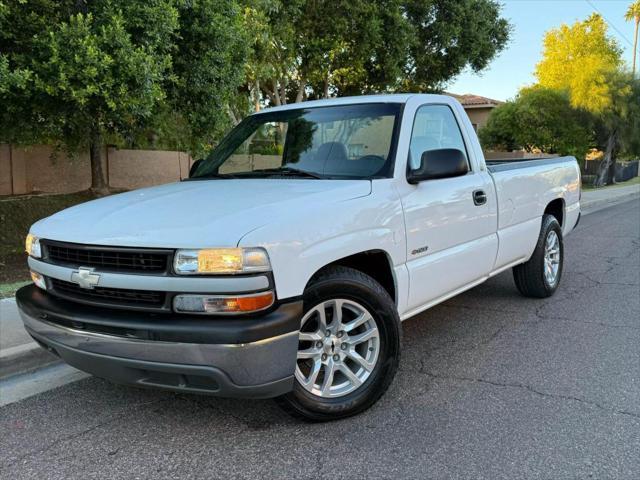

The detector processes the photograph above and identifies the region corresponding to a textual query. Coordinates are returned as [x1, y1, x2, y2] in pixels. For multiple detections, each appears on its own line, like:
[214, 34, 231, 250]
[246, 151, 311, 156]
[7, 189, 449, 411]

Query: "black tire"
[276, 266, 401, 422]
[513, 214, 564, 298]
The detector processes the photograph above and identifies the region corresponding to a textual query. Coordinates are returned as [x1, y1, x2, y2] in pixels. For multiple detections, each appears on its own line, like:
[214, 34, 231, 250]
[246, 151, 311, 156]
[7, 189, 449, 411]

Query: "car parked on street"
[17, 94, 581, 420]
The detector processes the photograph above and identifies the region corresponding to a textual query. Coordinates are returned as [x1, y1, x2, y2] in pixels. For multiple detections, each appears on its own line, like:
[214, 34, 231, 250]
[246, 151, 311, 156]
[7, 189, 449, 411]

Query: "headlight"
[25, 234, 42, 258]
[173, 248, 271, 274]
[173, 291, 275, 314]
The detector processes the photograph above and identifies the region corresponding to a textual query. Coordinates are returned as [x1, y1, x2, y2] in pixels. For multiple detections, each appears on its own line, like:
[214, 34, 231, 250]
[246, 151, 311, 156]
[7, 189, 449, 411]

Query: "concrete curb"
[581, 190, 640, 214]
[0, 342, 60, 380]
[0, 297, 62, 380]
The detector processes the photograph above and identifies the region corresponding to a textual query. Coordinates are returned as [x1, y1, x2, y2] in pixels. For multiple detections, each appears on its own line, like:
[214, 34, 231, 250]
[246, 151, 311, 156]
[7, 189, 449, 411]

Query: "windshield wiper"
[242, 167, 324, 179]
[192, 172, 238, 179]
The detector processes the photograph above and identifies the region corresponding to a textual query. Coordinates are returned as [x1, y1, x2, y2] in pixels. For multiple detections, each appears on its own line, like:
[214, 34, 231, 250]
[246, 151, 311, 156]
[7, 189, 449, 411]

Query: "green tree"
[591, 73, 640, 182]
[479, 86, 593, 159]
[618, 78, 640, 156]
[535, 13, 623, 113]
[626, 1, 640, 76]
[401, 0, 511, 92]
[477, 101, 520, 152]
[0, 0, 247, 193]
[243, 0, 511, 106]
[535, 13, 630, 186]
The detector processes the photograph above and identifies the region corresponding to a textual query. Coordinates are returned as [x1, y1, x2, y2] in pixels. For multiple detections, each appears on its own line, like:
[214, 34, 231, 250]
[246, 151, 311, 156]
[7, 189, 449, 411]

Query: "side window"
[409, 105, 468, 170]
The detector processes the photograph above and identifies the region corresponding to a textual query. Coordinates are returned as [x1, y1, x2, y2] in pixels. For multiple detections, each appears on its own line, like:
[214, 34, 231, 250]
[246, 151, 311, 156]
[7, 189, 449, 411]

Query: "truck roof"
[257, 93, 456, 114]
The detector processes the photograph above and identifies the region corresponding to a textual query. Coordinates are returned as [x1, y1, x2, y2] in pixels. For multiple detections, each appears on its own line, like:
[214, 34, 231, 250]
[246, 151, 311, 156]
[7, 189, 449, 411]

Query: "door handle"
[473, 190, 487, 206]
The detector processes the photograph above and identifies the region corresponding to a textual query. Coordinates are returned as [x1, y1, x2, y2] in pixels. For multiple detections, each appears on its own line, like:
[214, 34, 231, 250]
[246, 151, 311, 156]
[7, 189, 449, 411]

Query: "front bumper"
[16, 285, 303, 398]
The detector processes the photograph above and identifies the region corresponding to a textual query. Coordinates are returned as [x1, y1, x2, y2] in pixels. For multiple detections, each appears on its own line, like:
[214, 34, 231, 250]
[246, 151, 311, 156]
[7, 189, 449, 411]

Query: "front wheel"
[276, 266, 401, 421]
[513, 214, 564, 298]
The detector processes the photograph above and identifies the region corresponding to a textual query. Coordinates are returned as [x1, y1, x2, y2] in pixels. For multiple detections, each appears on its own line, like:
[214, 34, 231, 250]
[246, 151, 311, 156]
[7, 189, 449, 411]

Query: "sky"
[448, 0, 637, 101]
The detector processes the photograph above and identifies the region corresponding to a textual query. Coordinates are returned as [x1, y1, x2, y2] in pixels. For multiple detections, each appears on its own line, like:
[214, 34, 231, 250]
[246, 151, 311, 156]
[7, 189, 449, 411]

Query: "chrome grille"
[49, 278, 166, 309]
[43, 241, 170, 274]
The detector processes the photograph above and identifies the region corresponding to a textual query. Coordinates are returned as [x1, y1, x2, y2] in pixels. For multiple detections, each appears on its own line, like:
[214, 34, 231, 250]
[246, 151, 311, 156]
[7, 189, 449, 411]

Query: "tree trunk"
[607, 154, 617, 185]
[261, 84, 276, 106]
[279, 80, 287, 106]
[89, 126, 108, 195]
[594, 129, 617, 187]
[272, 80, 282, 106]
[253, 81, 261, 112]
[227, 106, 240, 126]
[632, 19, 638, 77]
[295, 80, 305, 103]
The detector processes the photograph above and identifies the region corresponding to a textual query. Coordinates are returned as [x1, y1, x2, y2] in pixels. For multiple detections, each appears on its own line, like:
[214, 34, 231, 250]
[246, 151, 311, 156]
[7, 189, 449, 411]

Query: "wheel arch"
[544, 198, 565, 227]
[305, 250, 397, 305]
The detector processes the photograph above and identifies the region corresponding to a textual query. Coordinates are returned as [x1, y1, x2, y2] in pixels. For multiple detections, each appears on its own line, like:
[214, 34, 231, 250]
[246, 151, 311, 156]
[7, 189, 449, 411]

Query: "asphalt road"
[1, 200, 639, 479]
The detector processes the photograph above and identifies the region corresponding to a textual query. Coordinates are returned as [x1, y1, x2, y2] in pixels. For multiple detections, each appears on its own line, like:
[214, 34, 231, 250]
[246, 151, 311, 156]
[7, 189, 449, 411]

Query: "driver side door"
[402, 104, 498, 313]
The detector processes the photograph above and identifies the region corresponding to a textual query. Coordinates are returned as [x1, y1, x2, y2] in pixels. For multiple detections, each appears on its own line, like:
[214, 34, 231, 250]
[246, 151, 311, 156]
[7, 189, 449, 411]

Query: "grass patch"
[0, 191, 99, 284]
[0, 280, 31, 299]
[0, 191, 98, 256]
[582, 175, 640, 191]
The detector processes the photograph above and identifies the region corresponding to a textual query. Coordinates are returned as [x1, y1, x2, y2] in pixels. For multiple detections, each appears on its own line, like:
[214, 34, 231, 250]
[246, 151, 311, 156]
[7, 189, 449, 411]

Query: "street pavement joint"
[416, 361, 640, 421]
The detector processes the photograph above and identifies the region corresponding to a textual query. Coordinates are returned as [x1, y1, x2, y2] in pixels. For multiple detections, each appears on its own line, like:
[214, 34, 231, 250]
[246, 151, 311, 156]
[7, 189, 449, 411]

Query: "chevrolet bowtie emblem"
[70, 267, 101, 289]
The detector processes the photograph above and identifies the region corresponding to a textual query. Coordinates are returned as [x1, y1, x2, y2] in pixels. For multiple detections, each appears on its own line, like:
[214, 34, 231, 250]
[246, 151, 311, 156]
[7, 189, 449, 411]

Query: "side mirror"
[189, 159, 203, 178]
[407, 148, 468, 184]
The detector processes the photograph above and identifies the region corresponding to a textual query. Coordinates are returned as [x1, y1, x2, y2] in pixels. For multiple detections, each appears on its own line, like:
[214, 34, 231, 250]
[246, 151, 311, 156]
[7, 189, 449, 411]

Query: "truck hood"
[31, 179, 372, 248]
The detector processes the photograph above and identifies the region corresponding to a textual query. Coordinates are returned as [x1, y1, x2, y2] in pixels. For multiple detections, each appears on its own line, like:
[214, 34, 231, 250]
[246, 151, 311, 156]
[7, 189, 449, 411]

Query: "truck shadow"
[87, 270, 537, 429]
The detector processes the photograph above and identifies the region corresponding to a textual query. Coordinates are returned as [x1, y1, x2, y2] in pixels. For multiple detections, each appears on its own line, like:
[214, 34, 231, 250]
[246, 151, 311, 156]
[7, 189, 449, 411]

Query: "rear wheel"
[277, 266, 401, 421]
[513, 214, 564, 298]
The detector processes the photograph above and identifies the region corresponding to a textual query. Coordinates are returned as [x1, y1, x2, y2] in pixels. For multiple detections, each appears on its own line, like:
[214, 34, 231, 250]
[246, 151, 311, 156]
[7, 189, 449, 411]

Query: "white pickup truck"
[18, 94, 581, 420]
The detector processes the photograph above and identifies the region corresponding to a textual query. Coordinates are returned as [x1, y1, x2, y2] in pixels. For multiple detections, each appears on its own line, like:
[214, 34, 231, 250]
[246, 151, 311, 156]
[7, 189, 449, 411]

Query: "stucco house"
[448, 93, 503, 131]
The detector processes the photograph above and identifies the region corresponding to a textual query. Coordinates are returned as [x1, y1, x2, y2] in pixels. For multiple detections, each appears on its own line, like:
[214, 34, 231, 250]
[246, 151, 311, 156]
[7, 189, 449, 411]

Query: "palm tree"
[626, 1, 640, 76]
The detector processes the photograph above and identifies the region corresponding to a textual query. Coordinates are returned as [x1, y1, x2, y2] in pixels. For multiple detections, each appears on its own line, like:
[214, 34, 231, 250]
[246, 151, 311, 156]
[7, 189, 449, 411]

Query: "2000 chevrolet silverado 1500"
[17, 94, 581, 420]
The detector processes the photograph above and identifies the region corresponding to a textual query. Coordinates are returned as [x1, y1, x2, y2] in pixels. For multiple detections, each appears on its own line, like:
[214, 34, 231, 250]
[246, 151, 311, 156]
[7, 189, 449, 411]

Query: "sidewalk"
[581, 183, 640, 213]
[0, 183, 638, 380]
[0, 297, 59, 379]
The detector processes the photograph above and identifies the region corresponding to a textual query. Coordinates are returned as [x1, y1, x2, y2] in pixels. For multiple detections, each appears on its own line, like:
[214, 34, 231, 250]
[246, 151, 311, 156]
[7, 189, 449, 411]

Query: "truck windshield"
[191, 103, 402, 179]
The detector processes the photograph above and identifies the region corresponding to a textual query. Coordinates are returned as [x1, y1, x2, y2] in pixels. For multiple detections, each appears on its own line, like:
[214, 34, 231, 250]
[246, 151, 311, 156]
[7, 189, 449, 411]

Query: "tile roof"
[447, 93, 503, 107]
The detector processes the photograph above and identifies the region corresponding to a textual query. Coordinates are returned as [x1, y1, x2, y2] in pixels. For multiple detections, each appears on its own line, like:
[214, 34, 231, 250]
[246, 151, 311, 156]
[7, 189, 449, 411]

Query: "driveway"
[1, 199, 638, 479]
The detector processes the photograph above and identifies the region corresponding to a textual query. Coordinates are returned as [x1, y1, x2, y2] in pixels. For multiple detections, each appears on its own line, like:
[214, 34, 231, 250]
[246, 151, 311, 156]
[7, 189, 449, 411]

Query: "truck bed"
[486, 156, 576, 173]
[487, 153, 580, 231]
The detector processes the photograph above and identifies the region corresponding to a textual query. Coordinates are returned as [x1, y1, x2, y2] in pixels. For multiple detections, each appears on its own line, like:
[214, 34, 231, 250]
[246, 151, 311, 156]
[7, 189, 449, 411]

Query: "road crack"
[533, 302, 640, 330]
[2, 398, 169, 469]
[417, 362, 640, 421]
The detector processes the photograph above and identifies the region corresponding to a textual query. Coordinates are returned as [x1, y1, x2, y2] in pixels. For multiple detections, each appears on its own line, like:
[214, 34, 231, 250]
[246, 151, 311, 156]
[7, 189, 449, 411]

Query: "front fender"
[238, 181, 406, 300]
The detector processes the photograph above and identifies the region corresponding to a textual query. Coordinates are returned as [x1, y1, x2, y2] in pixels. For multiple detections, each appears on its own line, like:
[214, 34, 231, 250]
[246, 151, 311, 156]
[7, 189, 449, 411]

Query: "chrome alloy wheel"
[295, 299, 380, 398]
[544, 230, 561, 286]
